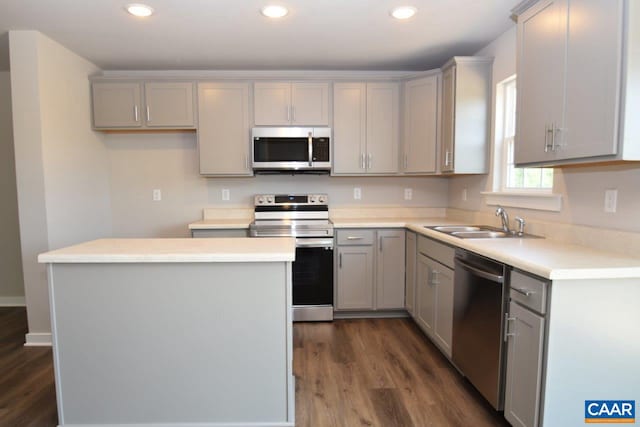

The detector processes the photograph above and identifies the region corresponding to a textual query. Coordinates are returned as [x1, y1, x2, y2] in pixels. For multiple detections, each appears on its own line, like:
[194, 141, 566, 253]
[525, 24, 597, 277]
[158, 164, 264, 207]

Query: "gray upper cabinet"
[253, 82, 329, 126]
[197, 82, 251, 176]
[92, 83, 142, 128]
[402, 74, 440, 174]
[439, 57, 493, 174]
[514, 0, 640, 166]
[333, 82, 400, 175]
[91, 81, 195, 130]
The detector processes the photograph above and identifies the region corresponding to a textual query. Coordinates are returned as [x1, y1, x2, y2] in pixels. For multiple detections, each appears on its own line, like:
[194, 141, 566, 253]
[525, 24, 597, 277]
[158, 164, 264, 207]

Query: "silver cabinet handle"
[551, 122, 557, 151]
[339, 253, 343, 268]
[360, 153, 366, 170]
[146, 105, 151, 122]
[367, 153, 372, 169]
[134, 105, 139, 122]
[244, 154, 249, 170]
[511, 287, 534, 297]
[444, 151, 451, 167]
[346, 236, 363, 240]
[432, 270, 440, 285]
[504, 313, 516, 341]
[287, 105, 291, 122]
[292, 106, 296, 122]
[308, 131, 313, 167]
[544, 124, 550, 152]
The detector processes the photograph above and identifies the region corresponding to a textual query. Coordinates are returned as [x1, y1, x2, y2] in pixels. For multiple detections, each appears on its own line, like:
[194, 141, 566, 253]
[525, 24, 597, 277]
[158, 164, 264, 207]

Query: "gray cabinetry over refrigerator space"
[91, 81, 195, 130]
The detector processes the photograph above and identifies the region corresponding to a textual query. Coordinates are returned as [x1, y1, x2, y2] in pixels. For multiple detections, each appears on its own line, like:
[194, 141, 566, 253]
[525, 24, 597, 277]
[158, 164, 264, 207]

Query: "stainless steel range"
[250, 194, 333, 321]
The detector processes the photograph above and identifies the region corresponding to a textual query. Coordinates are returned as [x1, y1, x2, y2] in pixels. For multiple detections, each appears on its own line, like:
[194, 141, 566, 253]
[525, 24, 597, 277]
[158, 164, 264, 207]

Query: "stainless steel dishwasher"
[452, 249, 509, 410]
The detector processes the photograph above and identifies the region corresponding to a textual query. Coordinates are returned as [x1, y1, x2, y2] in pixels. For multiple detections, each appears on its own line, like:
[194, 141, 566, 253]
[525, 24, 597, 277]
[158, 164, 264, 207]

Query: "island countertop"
[38, 237, 295, 263]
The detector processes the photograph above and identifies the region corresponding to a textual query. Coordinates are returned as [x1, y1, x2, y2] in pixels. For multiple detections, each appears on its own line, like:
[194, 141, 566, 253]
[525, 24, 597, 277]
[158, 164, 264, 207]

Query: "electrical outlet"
[604, 189, 618, 213]
[462, 188, 468, 201]
[404, 188, 413, 200]
[353, 187, 362, 200]
[152, 189, 161, 201]
[222, 189, 230, 201]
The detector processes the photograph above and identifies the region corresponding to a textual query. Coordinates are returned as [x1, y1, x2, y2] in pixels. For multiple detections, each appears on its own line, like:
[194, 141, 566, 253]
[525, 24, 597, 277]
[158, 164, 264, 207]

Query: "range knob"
[318, 195, 327, 203]
[257, 196, 265, 204]
[267, 196, 274, 204]
[309, 195, 317, 203]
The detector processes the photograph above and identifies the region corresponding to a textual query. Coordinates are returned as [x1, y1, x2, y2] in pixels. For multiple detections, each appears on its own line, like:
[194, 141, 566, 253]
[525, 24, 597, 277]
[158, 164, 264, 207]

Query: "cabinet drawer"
[510, 270, 548, 314]
[336, 230, 375, 246]
[417, 236, 455, 269]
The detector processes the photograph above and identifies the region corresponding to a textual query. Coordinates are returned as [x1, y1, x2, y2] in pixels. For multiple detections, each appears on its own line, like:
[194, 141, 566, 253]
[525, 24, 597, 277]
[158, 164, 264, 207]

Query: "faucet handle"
[514, 217, 526, 236]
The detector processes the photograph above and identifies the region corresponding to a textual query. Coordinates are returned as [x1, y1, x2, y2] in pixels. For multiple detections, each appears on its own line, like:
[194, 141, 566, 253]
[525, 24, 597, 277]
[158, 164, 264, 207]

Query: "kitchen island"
[38, 238, 296, 427]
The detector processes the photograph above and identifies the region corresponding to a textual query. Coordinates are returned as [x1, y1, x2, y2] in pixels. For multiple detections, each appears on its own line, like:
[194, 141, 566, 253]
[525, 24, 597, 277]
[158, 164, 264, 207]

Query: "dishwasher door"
[452, 250, 508, 410]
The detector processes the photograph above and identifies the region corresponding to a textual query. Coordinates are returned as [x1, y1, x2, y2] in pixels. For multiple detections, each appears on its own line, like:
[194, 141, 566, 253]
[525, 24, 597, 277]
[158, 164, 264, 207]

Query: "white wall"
[448, 26, 640, 233]
[0, 71, 24, 304]
[10, 31, 112, 342]
[105, 132, 449, 237]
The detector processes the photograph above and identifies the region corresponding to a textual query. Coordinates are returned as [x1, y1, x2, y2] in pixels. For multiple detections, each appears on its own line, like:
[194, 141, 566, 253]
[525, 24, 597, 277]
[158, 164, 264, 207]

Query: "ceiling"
[0, 0, 518, 72]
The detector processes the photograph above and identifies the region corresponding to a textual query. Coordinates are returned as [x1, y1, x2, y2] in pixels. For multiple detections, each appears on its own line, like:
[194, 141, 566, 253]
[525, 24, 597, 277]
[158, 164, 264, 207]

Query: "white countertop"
[188, 219, 251, 230]
[38, 238, 295, 263]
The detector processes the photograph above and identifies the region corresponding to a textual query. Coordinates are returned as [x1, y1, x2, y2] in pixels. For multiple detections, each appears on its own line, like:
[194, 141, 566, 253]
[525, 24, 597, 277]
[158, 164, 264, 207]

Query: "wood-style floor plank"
[1, 308, 508, 426]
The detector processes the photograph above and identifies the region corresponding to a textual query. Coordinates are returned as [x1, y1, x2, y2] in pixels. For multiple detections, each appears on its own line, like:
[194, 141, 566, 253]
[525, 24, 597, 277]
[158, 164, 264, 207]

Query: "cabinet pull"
[339, 253, 342, 268]
[511, 287, 534, 297]
[346, 236, 363, 240]
[244, 154, 249, 170]
[432, 270, 440, 285]
[287, 105, 291, 122]
[551, 123, 557, 151]
[292, 106, 296, 122]
[367, 153, 372, 169]
[404, 153, 408, 169]
[544, 124, 554, 152]
[146, 105, 151, 122]
[134, 105, 139, 122]
[504, 313, 516, 341]
[444, 151, 451, 167]
[361, 153, 366, 170]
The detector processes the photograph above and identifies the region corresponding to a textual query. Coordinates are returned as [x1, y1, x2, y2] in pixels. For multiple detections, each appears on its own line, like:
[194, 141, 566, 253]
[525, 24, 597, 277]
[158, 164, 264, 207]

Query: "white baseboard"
[25, 332, 52, 347]
[0, 296, 26, 306]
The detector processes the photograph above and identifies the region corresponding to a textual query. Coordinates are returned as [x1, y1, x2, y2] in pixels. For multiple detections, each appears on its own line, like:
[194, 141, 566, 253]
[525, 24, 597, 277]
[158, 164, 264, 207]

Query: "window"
[482, 76, 561, 212]
[499, 77, 553, 191]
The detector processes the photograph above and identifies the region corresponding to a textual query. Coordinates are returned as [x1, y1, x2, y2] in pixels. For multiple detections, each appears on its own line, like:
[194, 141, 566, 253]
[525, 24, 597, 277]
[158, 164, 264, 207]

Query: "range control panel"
[254, 194, 328, 206]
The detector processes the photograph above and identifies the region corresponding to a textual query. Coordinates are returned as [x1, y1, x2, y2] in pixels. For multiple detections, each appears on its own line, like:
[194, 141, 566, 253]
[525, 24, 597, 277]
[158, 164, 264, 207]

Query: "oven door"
[293, 238, 334, 315]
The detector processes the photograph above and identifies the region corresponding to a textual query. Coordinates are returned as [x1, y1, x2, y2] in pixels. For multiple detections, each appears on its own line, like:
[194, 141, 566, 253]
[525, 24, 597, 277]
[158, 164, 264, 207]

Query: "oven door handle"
[295, 238, 334, 248]
[455, 257, 504, 283]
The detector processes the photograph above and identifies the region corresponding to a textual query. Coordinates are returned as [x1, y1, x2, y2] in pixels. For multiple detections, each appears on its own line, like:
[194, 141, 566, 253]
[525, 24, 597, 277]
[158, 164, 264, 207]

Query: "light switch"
[404, 188, 413, 200]
[222, 189, 230, 201]
[604, 189, 617, 213]
[353, 187, 362, 200]
[152, 189, 161, 201]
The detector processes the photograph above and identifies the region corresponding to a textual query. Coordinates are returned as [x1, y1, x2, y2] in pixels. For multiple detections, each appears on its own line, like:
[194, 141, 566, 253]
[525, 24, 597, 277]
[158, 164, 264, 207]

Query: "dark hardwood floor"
[1, 308, 508, 427]
[0, 307, 57, 427]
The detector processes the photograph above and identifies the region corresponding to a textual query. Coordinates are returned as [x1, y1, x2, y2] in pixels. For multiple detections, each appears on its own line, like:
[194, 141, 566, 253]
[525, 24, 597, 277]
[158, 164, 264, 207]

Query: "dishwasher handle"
[455, 257, 504, 284]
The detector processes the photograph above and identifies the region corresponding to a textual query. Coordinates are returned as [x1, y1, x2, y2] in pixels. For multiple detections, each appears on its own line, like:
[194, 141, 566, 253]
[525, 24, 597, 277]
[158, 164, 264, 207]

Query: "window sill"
[481, 191, 562, 212]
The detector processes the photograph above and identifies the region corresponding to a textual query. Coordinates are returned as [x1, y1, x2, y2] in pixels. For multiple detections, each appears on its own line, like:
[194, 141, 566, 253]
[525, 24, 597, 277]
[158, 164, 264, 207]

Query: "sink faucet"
[495, 206, 510, 233]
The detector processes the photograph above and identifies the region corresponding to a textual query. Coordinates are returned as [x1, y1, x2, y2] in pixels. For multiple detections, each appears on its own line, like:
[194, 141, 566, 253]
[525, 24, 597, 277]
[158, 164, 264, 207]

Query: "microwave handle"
[308, 132, 313, 167]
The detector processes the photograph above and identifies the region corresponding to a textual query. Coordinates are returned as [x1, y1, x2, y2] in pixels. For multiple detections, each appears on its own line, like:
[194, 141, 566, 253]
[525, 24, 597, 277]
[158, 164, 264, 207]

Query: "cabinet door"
[432, 263, 454, 357]
[333, 83, 367, 174]
[375, 230, 406, 310]
[92, 82, 142, 128]
[515, 0, 567, 165]
[291, 82, 329, 126]
[440, 67, 455, 172]
[144, 82, 195, 128]
[254, 82, 291, 125]
[366, 82, 400, 173]
[403, 75, 439, 173]
[415, 253, 435, 336]
[336, 246, 374, 310]
[504, 302, 545, 427]
[405, 232, 417, 317]
[198, 82, 251, 175]
[560, 0, 623, 160]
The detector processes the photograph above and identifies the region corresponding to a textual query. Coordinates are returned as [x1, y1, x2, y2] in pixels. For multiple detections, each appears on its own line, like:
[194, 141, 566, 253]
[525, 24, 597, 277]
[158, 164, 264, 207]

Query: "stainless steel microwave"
[252, 127, 331, 173]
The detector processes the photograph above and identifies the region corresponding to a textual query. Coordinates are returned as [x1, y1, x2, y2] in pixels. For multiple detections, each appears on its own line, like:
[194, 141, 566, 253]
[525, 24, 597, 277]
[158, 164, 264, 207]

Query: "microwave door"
[253, 136, 309, 169]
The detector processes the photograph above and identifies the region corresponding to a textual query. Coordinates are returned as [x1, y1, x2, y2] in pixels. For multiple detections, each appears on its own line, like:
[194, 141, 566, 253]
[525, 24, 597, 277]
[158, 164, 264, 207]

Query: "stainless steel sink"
[426, 225, 539, 239]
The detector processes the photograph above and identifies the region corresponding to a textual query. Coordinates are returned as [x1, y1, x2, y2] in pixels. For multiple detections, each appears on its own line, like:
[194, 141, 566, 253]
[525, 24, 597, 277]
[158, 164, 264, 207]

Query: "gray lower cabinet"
[197, 82, 252, 176]
[405, 231, 417, 316]
[415, 236, 455, 357]
[335, 229, 405, 311]
[504, 270, 548, 427]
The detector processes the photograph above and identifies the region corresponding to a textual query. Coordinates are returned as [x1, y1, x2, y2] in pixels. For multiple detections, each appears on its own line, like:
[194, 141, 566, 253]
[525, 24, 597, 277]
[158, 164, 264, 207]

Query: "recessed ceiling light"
[126, 3, 154, 17]
[391, 6, 417, 20]
[261, 5, 289, 18]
